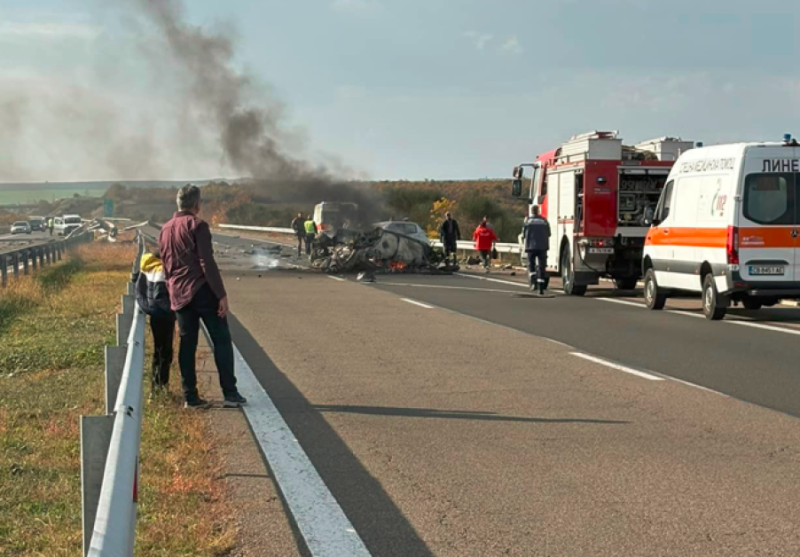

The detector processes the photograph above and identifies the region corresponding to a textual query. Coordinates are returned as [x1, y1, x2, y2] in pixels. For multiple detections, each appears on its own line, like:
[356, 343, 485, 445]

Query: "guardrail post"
[116, 314, 132, 347]
[57, 243, 63, 261]
[80, 415, 114, 557]
[104, 346, 127, 414]
[1, 255, 7, 287]
[45, 245, 52, 265]
[127, 282, 135, 296]
[38, 247, 45, 268]
[22, 249, 29, 275]
[12, 252, 19, 280]
[121, 295, 134, 316]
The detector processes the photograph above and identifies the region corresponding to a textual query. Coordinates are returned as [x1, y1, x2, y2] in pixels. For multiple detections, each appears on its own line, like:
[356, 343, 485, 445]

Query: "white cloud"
[0, 21, 100, 41]
[463, 31, 493, 50]
[331, 0, 381, 16]
[500, 35, 523, 54]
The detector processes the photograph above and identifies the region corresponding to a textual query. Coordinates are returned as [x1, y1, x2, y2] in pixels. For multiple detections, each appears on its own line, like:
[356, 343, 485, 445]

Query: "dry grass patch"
[0, 242, 235, 556]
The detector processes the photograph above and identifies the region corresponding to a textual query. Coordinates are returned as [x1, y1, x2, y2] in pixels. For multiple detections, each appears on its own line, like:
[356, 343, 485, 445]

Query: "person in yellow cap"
[135, 247, 175, 394]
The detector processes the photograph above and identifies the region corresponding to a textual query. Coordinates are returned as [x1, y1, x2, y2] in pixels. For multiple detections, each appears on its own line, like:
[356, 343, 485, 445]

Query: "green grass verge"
[0, 244, 235, 556]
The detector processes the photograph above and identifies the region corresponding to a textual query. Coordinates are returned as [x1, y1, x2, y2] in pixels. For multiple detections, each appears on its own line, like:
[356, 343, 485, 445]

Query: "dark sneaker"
[223, 393, 248, 408]
[184, 397, 210, 409]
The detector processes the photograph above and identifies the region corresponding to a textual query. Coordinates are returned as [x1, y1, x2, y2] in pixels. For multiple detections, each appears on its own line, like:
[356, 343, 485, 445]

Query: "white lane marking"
[668, 310, 704, 319]
[728, 319, 800, 337]
[232, 344, 372, 557]
[379, 282, 522, 294]
[327, 276, 346, 282]
[455, 273, 529, 288]
[663, 375, 731, 398]
[597, 298, 642, 308]
[570, 352, 664, 381]
[401, 298, 434, 309]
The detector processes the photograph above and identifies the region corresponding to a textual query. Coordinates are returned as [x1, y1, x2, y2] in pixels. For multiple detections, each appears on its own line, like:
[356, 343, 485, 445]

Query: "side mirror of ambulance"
[511, 179, 523, 197]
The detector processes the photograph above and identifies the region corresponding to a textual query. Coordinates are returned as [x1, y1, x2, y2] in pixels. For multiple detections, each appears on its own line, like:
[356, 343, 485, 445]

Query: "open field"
[0, 243, 235, 556]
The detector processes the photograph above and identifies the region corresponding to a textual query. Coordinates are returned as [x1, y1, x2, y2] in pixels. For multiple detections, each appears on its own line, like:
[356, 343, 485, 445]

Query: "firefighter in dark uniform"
[523, 205, 551, 295]
[291, 213, 305, 256]
[438, 212, 461, 267]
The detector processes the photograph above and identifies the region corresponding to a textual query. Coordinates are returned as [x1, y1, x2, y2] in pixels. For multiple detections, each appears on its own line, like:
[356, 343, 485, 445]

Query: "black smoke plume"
[132, 0, 381, 222]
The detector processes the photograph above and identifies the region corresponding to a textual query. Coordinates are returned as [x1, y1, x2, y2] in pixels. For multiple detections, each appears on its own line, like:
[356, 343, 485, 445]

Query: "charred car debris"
[310, 227, 457, 275]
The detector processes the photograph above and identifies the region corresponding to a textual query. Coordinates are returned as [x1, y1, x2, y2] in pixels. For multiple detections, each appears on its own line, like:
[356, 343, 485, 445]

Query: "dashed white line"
[327, 276, 346, 282]
[570, 352, 664, 381]
[455, 273, 529, 289]
[379, 282, 522, 294]
[597, 298, 643, 308]
[401, 298, 434, 309]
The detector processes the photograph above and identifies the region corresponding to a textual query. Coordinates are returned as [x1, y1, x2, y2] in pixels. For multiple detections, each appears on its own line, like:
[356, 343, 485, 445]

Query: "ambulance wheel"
[561, 247, 586, 296]
[644, 269, 666, 310]
[702, 274, 729, 320]
[615, 277, 638, 291]
[742, 297, 762, 310]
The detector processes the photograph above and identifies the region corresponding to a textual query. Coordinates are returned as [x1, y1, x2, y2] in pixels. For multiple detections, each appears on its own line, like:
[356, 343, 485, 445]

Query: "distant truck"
[28, 217, 45, 231]
[512, 131, 694, 295]
[313, 202, 358, 236]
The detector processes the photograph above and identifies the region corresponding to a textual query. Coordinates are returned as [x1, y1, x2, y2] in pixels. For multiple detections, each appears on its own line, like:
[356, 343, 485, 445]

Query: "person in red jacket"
[472, 218, 498, 273]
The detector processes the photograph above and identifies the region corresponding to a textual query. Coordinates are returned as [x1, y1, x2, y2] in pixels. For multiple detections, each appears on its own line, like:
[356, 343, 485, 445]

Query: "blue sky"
[0, 0, 798, 181]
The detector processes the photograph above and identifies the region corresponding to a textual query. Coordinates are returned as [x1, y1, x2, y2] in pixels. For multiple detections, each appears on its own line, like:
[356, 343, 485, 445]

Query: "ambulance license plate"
[749, 266, 785, 276]
[588, 248, 614, 254]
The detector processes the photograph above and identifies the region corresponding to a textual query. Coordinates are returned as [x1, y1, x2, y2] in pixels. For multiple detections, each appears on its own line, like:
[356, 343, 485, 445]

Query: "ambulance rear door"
[737, 153, 799, 283]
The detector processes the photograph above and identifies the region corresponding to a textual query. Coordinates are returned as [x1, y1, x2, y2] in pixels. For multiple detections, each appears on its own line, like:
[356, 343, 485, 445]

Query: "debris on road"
[309, 228, 452, 274]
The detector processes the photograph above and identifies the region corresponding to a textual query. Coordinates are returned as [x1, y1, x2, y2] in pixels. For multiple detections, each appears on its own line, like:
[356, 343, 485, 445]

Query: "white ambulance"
[643, 135, 800, 320]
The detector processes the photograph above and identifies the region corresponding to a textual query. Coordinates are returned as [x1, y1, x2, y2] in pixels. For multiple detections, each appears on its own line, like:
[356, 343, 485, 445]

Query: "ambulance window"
[743, 174, 793, 225]
[656, 181, 674, 222]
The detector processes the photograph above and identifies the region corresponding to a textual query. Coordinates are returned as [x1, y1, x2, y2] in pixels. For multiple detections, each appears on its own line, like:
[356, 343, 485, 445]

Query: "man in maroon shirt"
[159, 184, 247, 409]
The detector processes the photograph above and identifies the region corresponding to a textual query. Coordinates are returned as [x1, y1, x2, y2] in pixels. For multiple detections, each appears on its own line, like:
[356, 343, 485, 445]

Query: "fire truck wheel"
[561, 247, 586, 296]
[742, 297, 762, 310]
[702, 274, 729, 320]
[614, 277, 638, 291]
[644, 269, 666, 310]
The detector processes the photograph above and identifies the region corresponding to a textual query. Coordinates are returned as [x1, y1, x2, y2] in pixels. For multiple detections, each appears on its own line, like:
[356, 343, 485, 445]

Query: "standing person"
[303, 215, 316, 256]
[159, 184, 247, 409]
[47, 217, 54, 236]
[438, 212, 461, 267]
[291, 212, 305, 256]
[135, 246, 175, 394]
[473, 218, 498, 273]
[523, 205, 551, 294]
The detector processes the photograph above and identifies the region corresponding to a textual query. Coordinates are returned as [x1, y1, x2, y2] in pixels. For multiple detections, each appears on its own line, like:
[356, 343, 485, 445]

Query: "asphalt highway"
[370, 271, 800, 418]
[207, 230, 800, 556]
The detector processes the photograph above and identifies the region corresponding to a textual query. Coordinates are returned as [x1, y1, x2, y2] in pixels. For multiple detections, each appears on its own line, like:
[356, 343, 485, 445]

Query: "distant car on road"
[54, 214, 82, 236]
[374, 221, 431, 245]
[28, 217, 45, 231]
[11, 221, 32, 235]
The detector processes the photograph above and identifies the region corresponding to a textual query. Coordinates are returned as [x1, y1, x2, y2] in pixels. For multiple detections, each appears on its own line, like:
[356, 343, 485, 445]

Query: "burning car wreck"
[310, 227, 453, 275]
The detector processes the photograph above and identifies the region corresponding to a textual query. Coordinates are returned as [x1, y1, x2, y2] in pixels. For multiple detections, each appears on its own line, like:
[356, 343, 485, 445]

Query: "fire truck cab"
[512, 131, 693, 295]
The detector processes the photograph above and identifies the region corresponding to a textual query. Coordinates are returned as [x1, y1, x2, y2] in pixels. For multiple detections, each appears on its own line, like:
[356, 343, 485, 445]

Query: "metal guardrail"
[217, 223, 522, 254]
[81, 233, 147, 557]
[0, 233, 93, 287]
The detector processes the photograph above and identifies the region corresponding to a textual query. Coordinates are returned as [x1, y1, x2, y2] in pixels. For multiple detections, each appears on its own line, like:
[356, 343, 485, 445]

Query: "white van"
[643, 135, 800, 320]
[54, 214, 82, 236]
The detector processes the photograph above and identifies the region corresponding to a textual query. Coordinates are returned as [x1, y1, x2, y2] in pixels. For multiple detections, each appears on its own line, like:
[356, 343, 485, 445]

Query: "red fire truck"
[512, 131, 694, 295]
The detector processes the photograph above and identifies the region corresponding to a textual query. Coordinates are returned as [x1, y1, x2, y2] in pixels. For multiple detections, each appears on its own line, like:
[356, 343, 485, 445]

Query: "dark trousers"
[305, 234, 314, 255]
[443, 241, 457, 264]
[527, 249, 547, 287]
[175, 284, 238, 400]
[149, 314, 175, 388]
[479, 250, 491, 268]
[296, 234, 304, 255]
